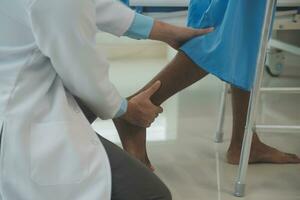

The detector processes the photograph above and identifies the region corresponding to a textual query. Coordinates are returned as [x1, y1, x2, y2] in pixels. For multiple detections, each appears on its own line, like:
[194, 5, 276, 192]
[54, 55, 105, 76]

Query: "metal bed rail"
[130, 0, 189, 7]
[130, 0, 300, 7]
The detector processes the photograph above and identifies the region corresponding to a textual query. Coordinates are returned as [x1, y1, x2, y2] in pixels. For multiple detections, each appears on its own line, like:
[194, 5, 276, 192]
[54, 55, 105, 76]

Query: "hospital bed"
[129, 0, 300, 197]
[267, 5, 300, 76]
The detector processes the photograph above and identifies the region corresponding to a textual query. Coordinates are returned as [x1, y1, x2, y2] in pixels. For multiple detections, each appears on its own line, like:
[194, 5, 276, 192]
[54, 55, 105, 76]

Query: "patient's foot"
[227, 133, 300, 165]
[114, 118, 154, 171]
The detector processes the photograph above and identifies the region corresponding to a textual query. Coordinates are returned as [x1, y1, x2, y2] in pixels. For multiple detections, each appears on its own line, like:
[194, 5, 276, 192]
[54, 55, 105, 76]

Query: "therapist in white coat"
[0, 0, 212, 199]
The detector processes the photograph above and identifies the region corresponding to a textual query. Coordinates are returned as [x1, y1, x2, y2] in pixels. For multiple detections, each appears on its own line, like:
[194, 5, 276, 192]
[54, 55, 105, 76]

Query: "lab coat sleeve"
[28, 0, 123, 119]
[95, 0, 135, 36]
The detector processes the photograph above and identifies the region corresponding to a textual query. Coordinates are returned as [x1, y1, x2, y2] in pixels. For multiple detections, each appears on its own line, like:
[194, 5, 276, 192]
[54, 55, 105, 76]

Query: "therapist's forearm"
[148, 21, 174, 45]
[124, 13, 213, 49]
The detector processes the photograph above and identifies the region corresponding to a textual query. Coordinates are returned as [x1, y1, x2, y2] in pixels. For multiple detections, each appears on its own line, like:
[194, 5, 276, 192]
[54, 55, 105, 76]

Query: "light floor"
[93, 57, 300, 200]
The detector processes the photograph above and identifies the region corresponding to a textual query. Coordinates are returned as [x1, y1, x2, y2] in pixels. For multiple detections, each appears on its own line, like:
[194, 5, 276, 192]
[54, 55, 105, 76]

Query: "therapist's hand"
[120, 81, 163, 128]
[149, 21, 214, 50]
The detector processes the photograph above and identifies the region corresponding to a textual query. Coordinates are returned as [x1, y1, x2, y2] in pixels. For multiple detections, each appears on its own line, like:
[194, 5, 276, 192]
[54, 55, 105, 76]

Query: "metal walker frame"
[214, 0, 300, 197]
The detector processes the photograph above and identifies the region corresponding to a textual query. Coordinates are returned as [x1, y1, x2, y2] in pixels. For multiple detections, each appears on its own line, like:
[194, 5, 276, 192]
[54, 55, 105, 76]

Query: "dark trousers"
[76, 98, 172, 200]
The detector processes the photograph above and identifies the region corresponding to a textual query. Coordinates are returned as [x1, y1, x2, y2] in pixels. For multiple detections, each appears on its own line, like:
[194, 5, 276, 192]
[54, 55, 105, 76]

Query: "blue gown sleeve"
[114, 98, 128, 118]
[124, 13, 154, 39]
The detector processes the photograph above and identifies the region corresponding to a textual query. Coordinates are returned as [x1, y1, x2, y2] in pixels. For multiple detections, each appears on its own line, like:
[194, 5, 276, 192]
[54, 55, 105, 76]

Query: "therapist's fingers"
[121, 81, 164, 128]
[168, 26, 215, 50]
[154, 106, 163, 115]
[194, 27, 215, 36]
[139, 105, 163, 128]
[157, 106, 163, 114]
[143, 81, 162, 99]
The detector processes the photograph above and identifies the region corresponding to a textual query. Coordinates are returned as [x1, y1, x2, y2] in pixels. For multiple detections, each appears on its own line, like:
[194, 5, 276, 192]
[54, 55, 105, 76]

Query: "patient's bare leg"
[114, 51, 208, 169]
[227, 85, 300, 164]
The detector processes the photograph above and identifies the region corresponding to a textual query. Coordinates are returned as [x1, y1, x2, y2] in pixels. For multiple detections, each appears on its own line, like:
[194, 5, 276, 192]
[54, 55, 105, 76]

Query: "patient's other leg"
[114, 51, 208, 169]
[227, 85, 300, 164]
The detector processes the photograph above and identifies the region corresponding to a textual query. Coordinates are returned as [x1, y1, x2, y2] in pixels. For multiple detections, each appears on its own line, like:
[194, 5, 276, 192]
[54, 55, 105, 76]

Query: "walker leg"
[234, 182, 246, 197]
[233, 0, 276, 197]
[215, 83, 228, 143]
[234, 126, 254, 197]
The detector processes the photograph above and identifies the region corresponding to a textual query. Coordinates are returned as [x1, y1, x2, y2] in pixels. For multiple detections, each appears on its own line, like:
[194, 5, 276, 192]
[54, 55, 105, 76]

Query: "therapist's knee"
[163, 188, 172, 200]
[157, 183, 172, 200]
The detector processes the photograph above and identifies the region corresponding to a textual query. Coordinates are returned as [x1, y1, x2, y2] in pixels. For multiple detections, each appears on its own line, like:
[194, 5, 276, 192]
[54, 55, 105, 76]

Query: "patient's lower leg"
[114, 51, 207, 169]
[227, 86, 300, 164]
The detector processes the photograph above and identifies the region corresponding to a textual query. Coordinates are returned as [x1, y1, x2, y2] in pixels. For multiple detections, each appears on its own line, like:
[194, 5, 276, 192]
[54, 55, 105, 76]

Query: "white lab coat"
[0, 0, 135, 199]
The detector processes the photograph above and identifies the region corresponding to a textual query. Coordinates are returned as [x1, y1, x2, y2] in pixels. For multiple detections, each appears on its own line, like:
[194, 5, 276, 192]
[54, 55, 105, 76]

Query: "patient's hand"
[149, 21, 214, 50]
[120, 81, 163, 128]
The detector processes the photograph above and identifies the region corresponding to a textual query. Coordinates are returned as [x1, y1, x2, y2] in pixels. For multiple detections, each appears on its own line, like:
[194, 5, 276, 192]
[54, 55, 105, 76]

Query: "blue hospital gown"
[180, 0, 269, 91]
